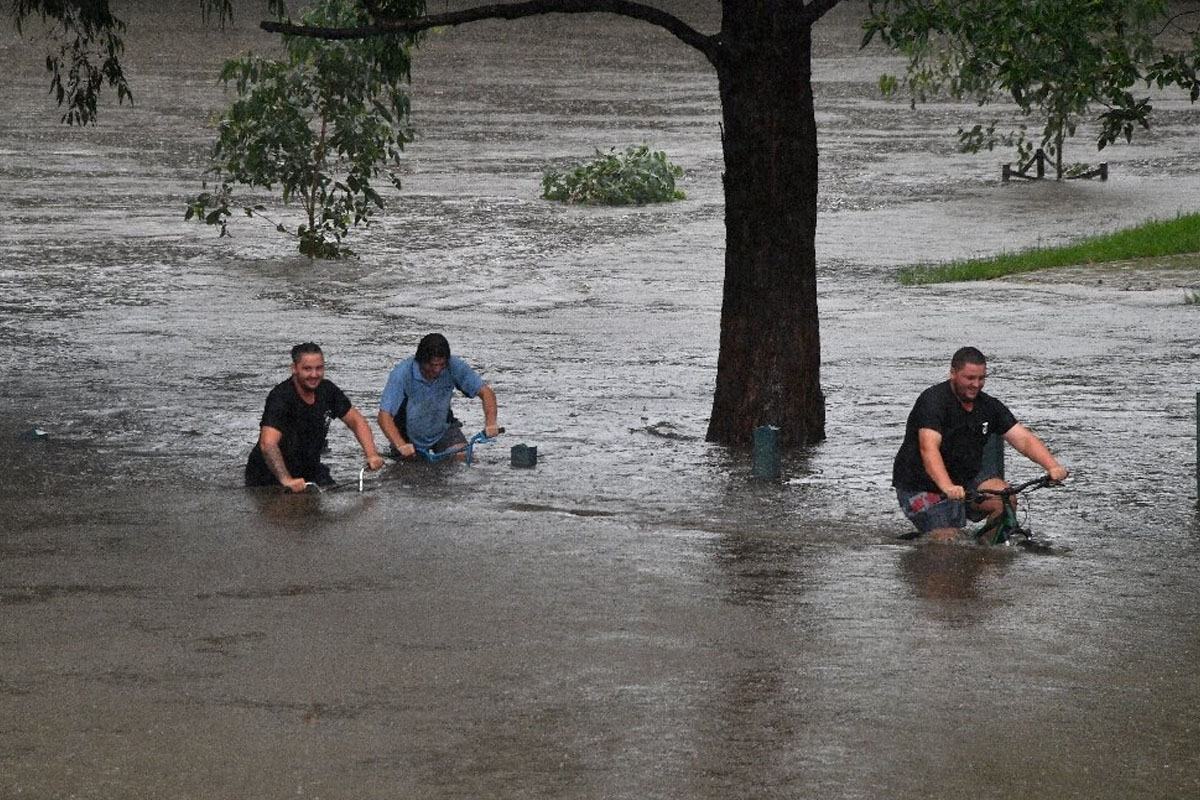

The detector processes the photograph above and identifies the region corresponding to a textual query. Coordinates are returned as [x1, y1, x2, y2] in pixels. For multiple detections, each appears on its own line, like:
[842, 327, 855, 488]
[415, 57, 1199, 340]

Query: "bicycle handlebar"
[416, 426, 505, 464]
[967, 474, 1056, 502]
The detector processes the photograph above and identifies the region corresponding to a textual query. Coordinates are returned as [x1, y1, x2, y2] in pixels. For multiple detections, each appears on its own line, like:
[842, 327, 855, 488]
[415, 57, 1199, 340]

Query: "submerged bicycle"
[297, 428, 507, 494]
[968, 474, 1065, 553]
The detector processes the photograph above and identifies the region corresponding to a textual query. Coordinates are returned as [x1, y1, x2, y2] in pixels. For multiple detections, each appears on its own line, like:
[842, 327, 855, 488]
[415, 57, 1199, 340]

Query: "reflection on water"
[900, 542, 1006, 603]
[4, 2, 1200, 797]
[896, 542, 1023, 632]
[246, 486, 384, 532]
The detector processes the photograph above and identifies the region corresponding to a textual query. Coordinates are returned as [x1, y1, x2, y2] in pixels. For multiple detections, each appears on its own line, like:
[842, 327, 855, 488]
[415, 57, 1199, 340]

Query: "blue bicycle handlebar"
[415, 427, 505, 465]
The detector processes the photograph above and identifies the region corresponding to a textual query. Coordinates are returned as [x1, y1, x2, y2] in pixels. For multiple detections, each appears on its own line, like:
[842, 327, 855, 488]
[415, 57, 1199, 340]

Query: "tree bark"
[706, 7, 826, 446]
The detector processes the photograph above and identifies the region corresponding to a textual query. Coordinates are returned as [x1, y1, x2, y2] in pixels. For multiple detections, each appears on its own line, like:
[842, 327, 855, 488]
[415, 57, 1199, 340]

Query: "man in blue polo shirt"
[377, 333, 500, 459]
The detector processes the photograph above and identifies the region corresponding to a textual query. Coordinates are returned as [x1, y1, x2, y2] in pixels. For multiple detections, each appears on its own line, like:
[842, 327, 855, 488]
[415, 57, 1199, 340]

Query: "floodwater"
[3, 1, 1200, 797]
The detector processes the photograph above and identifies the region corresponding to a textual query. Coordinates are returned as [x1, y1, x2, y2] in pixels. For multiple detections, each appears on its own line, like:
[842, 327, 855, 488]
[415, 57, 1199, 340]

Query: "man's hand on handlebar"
[942, 484, 967, 502]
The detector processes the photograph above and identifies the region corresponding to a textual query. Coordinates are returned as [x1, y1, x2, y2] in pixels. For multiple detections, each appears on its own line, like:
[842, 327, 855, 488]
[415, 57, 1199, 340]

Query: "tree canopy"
[864, 0, 1200, 178]
[9, 0, 289, 126]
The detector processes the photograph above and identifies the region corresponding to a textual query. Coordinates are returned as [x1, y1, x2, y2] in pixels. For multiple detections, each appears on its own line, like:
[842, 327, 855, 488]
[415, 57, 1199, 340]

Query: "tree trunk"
[304, 105, 331, 258]
[1054, 127, 1064, 181]
[706, 11, 825, 447]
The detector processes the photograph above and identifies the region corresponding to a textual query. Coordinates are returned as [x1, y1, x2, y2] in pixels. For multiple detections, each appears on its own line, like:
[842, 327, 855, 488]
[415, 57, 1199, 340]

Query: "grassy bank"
[897, 211, 1200, 285]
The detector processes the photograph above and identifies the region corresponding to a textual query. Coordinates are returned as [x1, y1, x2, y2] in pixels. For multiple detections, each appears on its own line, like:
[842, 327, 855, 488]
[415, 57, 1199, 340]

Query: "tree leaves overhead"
[198, 0, 290, 27]
[11, 0, 132, 125]
[1145, 4, 1200, 105]
[9, 1, 291, 125]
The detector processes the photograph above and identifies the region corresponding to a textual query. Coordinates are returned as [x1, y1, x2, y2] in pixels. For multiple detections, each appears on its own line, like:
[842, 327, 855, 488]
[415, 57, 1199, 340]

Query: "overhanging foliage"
[863, 0, 1182, 178]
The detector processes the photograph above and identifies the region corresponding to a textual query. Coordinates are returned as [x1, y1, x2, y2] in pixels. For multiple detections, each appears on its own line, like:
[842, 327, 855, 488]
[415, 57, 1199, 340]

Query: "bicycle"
[414, 427, 505, 466]
[294, 428, 505, 493]
[968, 474, 1063, 552]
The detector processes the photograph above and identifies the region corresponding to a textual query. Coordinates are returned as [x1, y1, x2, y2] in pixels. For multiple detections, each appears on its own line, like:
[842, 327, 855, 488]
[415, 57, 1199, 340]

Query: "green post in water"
[753, 425, 781, 481]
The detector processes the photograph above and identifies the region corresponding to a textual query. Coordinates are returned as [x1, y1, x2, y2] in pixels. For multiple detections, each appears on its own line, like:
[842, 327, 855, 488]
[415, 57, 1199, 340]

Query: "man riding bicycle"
[892, 347, 1069, 541]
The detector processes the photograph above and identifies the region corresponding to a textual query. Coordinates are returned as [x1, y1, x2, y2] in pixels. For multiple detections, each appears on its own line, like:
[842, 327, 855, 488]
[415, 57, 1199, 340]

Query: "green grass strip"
[897, 211, 1200, 285]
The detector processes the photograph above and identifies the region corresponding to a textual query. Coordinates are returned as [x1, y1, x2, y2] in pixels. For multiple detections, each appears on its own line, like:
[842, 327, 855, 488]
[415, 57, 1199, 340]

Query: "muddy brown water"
[3, 1, 1200, 797]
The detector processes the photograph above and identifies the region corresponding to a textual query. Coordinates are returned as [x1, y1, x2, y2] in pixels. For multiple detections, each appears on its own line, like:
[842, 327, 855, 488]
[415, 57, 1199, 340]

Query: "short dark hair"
[415, 333, 451, 363]
[291, 342, 323, 363]
[951, 346, 987, 370]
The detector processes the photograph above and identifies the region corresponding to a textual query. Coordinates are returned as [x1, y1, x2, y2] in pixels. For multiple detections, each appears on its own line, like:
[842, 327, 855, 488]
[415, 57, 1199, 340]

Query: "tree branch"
[1156, 6, 1200, 37]
[261, 0, 719, 64]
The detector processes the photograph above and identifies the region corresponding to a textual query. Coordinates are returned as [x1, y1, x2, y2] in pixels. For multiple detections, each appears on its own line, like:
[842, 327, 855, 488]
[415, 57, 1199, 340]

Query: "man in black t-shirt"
[245, 342, 384, 492]
[892, 347, 1068, 541]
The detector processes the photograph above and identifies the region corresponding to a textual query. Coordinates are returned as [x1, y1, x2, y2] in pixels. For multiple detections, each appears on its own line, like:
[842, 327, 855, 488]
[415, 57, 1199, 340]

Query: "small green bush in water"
[542, 146, 685, 206]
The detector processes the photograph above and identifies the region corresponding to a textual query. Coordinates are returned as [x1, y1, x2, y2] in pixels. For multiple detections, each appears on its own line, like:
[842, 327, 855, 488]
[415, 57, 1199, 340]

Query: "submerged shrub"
[542, 145, 685, 206]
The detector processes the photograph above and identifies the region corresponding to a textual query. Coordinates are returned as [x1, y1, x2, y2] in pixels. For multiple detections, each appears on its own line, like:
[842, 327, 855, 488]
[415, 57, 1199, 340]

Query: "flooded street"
[3, 1, 1200, 797]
